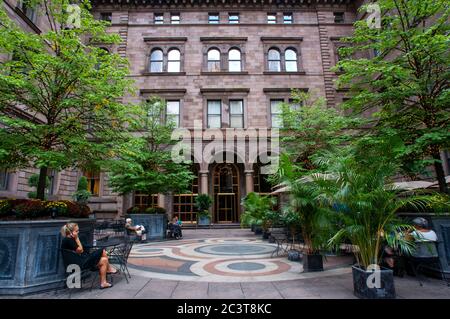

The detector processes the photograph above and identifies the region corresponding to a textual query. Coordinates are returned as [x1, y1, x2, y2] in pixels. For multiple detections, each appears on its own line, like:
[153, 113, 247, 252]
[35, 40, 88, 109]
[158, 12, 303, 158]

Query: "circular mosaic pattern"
[127, 237, 352, 282]
[194, 243, 275, 255]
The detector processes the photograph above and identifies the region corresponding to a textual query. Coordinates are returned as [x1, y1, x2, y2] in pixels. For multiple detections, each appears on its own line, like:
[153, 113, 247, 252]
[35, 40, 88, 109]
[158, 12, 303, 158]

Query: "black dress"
[61, 237, 104, 270]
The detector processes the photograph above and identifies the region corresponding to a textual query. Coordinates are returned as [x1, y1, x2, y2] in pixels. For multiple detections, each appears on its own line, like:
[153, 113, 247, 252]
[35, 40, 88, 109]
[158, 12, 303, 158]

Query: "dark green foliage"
[195, 194, 213, 217]
[73, 176, 91, 204]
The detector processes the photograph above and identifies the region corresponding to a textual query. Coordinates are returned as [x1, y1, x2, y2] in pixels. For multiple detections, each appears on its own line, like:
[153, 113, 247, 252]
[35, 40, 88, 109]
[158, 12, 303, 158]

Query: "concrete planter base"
[0, 219, 95, 295]
[127, 214, 167, 240]
[352, 265, 396, 299]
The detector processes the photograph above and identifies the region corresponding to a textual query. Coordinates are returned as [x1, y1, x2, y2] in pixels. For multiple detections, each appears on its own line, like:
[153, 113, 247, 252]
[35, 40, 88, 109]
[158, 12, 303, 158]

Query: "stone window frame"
[200, 88, 250, 129]
[263, 88, 308, 128]
[200, 38, 247, 74]
[140, 89, 187, 128]
[228, 12, 240, 24]
[208, 12, 220, 24]
[261, 38, 304, 74]
[154, 12, 164, 24]
[330, 37, 350, 74]
[334, 12, 345, 23]
[170, 12, 181, 24]
[143, 37, 187, 75]
[0, 168, 10, 191]
[283, 12, 293, 24]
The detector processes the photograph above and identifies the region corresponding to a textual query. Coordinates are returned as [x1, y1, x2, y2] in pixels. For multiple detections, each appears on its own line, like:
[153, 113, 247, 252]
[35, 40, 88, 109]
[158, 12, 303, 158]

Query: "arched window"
[167, 49, 181, 72]
[207, 48, 221, 72]
[228, 49, 241, 72]
[268, 48, 281, 72]
[150, 49, 163, 72]
[285, 49, 297, 72]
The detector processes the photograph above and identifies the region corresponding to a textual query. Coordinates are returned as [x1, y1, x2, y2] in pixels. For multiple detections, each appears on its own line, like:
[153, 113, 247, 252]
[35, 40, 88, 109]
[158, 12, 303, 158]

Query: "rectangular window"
[100, 12, 112, 22]
[270, 99, 284, 128]
[166, 100, 180, 128]
[207, 100, 221, 128]
[229, 100, 244, 128]
[288, 98, 302, 111]
[84, 171, 100, 196]
[134, 192, 158, 208]
[154, 13, 164, 24]
[229, 13, 239, 24]
[283, 13, 293, 24]
[171, 13, 180, 24]
[46, 169, 57, 195]
[0, 169, 9, 191]
[209, 13, 219, 24]
[267, 13, 277, 24]
[334, 12, 345, 23]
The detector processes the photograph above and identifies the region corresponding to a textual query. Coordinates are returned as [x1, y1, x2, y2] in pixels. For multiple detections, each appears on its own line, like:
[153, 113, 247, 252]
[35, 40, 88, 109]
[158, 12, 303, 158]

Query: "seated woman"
[168, 215, 183, 239]
[125, 218, 146, 241]
[60, 223, 116, 289]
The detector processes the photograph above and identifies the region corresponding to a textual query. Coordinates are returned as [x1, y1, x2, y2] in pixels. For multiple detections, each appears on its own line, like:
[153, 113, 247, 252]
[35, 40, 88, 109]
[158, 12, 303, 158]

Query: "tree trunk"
[37, 167, 48, 200]
[432, 151, 448, 194]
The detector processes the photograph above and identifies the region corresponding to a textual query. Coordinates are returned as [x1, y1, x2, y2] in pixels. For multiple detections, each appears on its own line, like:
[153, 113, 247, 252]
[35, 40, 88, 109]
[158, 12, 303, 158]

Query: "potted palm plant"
[283, 177, 332, 271]
[240, 192, 276, 236]
[195, 194, 213, 226]
[316, 154, 441, 299]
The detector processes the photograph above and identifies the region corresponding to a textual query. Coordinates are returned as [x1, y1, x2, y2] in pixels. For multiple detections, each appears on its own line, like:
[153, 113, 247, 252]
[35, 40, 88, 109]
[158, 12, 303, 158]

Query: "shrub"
[60, 200, 90, 218]
[44, 201, 68, 216]
[126, 206, 145, 214]
[0, 199, 12, 217]
[72, 176, 92, 204]
[145, 206, 166, 214]
[14, 199, 46, 219]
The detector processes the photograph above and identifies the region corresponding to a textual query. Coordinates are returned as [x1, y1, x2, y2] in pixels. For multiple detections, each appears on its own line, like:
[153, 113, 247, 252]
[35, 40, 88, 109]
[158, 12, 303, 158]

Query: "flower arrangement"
[44, 201, 68, 217]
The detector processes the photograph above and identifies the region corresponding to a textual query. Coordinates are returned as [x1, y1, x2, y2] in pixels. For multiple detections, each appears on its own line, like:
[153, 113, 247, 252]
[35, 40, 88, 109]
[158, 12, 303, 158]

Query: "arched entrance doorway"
[212, 163, 240, 223]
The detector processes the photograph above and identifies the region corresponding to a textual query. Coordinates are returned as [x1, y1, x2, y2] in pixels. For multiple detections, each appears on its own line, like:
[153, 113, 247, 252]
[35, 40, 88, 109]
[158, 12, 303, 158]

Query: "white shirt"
[411, 229, 437, 242]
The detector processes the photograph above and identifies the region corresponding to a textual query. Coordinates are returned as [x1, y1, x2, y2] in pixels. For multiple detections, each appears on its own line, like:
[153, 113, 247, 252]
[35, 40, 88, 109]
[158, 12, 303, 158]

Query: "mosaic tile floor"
[127, 238, 352, 282]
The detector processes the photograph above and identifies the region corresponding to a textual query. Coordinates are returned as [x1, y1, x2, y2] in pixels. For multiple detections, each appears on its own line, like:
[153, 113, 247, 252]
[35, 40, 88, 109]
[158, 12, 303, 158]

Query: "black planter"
[250, 224, 255, 232]
[262, 230, 270, 240]
[254, 226, 263, 235]
[352, 265, 396, 299]
[288, 250, 302, 262]
[303, 253, 323, 272]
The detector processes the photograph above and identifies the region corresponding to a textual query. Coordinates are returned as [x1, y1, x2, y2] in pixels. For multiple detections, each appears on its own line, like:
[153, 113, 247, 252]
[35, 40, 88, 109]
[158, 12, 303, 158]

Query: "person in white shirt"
[410, 217, 437, 242]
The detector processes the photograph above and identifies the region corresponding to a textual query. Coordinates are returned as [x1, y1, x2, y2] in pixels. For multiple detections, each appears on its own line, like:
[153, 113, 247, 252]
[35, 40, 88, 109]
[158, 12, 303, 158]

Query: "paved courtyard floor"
[3, 229, 450, 299]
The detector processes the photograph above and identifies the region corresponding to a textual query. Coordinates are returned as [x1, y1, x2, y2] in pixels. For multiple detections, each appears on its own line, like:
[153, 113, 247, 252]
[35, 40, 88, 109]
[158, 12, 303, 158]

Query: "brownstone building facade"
[3, 1, 447, 222]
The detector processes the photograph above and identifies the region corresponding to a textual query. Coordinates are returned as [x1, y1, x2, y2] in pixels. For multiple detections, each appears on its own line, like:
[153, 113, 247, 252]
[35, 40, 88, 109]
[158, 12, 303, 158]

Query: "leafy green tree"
[106, 97, 195, 196]
[335, 0, 450, 193]
[0, 0, 134, 199]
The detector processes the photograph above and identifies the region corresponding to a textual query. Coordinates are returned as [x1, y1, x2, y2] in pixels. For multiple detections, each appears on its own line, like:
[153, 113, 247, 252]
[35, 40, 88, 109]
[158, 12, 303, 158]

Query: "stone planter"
[127, 214, 167, 240]
[0, 218, 95, 295]
[197, 215, 211, 226]
[352, 265, 396, 299]
[303, 253, 324, 272]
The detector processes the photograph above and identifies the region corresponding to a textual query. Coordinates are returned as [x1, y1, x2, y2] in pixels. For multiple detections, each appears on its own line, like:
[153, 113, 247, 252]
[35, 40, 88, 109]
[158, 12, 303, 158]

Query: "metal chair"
[270, 231, 290, 257]
[406, 241, 449, 286]
[107, 237, 134, 283]
[58, 249, 99, 296]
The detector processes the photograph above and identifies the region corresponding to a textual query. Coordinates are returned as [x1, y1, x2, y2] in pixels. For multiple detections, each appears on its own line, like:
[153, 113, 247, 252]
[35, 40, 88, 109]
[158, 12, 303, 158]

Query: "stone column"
[199, 170, 209, 194]
[244, 170, 254, 194]
[158, 194, 165, 208]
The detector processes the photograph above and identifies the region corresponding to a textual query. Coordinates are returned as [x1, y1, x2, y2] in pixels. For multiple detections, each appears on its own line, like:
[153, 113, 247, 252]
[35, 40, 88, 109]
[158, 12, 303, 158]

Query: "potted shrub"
[195, 194, 213, 226]
[240, 193, 276, 236]
[72, 176, 92, 205]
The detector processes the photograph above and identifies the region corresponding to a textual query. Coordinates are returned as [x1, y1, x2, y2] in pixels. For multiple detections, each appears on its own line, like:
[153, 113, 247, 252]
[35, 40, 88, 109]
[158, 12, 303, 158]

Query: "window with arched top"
[207, 48, 221, 72]
[268, 48, 281, 72]
[149, 49, 163, 72]
[285, 48, 298, 72]
[167, 49, 181, 72]
[228, 49, 241, 72]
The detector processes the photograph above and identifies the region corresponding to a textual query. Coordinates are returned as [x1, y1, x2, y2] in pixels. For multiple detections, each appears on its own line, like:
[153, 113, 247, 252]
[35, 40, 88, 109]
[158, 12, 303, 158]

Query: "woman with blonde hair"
[61, 223, 116, 289]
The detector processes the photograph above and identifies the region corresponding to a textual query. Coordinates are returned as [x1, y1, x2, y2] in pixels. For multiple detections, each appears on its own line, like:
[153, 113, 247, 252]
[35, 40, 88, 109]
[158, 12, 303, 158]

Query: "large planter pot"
[197, 215, 211, 226]
[250, 224, 255, 232]
[0, 218, 95, 295]
[262, 230, 270, 240]
[352, 265, 396, 299]
[127, 214, 167, 240]
[254, 226, 263, 235]
[303, 253, 324, 272]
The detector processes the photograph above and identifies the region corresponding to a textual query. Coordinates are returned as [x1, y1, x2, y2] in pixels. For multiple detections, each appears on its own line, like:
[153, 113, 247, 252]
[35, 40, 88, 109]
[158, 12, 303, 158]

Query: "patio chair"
[107, 237, 134, 284]
[270, 231, 289, 258]
[58, 249, 99, 296]
[406, 241, 449, 287]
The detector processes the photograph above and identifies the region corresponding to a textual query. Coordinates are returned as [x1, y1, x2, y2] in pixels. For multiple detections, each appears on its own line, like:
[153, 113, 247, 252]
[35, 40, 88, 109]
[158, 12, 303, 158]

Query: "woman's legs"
[101, 249, 117, 273]
[97, 257, 111, 287]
